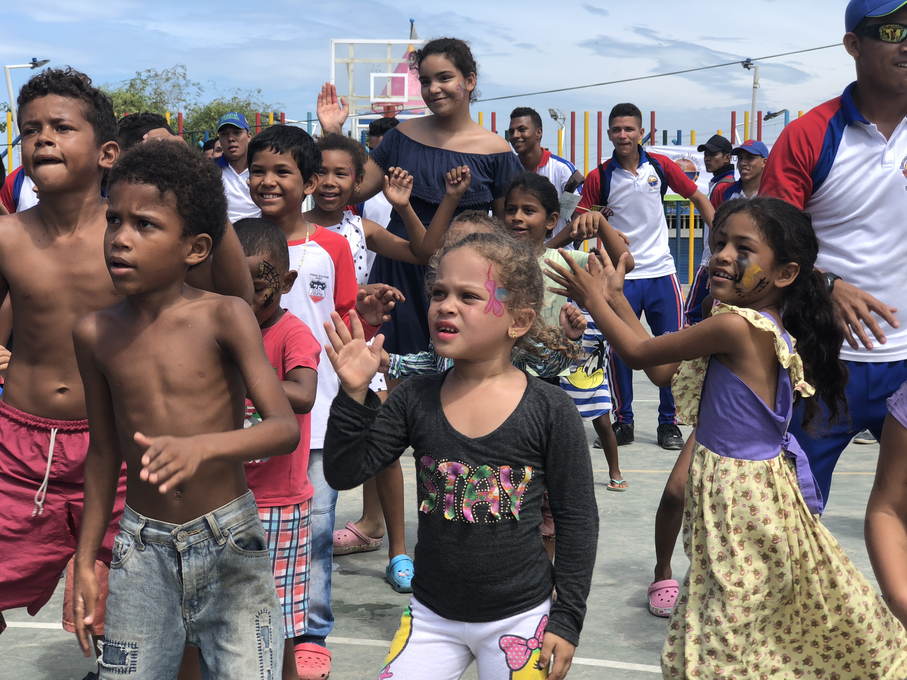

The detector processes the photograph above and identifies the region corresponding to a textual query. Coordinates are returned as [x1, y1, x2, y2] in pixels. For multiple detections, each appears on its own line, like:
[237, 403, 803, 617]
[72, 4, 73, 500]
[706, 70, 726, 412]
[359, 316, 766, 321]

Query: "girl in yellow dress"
[547, 197, 907, 679]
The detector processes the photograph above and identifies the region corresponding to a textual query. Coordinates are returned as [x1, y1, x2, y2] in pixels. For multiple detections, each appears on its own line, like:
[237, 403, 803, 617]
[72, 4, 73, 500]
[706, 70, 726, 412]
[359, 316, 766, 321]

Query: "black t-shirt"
[324, 371, 598, 645]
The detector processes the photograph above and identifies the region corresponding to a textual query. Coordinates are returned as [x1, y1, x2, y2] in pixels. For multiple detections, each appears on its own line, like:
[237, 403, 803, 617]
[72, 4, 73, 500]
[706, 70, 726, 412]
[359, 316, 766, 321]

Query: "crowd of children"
[3, 6, 907, 678]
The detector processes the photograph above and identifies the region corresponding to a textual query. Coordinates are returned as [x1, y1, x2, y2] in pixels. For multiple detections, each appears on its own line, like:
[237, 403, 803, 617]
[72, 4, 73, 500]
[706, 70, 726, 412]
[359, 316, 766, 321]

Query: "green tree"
[102, 65, 203, 118]
[184, 85, 281, 137]
[0, 102, 9, 134]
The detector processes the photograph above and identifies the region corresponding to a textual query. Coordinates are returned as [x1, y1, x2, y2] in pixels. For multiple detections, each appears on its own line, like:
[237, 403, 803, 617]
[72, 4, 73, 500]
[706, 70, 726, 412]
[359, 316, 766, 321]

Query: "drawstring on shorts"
[32, 427, 57, 517]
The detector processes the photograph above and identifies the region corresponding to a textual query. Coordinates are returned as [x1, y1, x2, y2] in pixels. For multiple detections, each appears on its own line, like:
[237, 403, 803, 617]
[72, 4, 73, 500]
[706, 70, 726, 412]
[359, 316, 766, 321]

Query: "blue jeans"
[609, 274, 684, 426]
[296, 448, 338, 646]
[100, 492, 283, 679]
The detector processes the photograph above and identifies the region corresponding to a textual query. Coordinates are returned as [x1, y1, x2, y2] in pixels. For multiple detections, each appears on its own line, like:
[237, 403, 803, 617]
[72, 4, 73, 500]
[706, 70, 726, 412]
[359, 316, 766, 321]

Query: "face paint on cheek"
[455, 79, 466, 101]
[484, 266, 509, 317]
[741, 263, 763, 288]
[258, 260, 281, 309]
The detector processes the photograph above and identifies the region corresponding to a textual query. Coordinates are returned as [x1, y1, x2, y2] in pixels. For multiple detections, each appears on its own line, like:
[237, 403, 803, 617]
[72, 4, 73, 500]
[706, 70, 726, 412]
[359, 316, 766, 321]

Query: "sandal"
[607, 478, 628, 492]
[648, 579, 679, 618]
[333, 521, 383, 556]
[295, 642, 331, 680]
[386, 554, 414, 593]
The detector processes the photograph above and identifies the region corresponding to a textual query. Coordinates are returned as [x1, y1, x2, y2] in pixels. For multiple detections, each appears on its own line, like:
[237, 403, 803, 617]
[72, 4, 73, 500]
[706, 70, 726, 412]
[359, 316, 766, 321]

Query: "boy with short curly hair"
[72, 141, 299, 678]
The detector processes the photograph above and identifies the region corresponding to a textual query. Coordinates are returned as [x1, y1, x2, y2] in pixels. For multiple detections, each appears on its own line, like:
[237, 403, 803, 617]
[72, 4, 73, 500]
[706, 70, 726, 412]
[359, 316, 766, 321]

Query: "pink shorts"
[0, 400, 126, 615]
[62, 557, 109, 635]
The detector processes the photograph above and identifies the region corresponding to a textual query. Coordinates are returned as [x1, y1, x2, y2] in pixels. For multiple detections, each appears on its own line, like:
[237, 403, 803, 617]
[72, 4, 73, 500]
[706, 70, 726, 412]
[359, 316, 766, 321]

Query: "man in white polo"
[216, 112, 259, 223]
[761, 0, 907, 505]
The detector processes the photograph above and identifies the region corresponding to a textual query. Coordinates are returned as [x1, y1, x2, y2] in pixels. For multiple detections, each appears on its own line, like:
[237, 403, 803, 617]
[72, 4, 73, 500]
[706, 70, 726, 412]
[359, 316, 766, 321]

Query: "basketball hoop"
[371, 102, 405, 118]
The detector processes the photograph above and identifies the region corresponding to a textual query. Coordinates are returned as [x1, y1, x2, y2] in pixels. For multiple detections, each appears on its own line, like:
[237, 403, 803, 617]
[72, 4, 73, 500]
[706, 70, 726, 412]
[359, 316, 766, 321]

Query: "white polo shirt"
[533, 149, 582, 243]
[577, 151, 698, 279]
[761, 82, 907, 362]
[217, 156, 260, 223]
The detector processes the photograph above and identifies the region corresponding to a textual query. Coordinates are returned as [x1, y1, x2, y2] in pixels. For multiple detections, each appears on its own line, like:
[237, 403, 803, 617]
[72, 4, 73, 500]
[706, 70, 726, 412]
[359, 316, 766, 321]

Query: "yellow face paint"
[741, 263, 763, 288]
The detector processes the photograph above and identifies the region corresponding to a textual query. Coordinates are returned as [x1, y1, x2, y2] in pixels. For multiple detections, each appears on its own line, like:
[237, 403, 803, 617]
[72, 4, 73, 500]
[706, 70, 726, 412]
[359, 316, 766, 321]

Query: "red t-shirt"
[244, 310, 321, 507]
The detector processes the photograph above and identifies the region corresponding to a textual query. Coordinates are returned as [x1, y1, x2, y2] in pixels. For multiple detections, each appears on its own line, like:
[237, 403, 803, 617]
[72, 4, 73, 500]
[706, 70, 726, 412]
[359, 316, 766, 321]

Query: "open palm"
[323, 311, 384, 400]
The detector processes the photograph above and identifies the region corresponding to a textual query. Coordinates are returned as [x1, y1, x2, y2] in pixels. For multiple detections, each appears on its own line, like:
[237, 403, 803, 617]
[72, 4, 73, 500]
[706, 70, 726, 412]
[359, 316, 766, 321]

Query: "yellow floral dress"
[661, 304, 907, 679]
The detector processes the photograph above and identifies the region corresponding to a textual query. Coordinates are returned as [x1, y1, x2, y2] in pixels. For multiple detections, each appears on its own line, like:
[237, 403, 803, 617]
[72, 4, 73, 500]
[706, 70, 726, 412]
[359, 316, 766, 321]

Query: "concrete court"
[1, 376, 885, 680]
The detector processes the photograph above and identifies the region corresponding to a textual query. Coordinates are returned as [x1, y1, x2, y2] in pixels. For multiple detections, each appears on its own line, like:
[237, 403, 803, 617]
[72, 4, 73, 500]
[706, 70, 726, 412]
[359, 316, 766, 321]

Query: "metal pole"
[557, 128, 564, 158]
[744, 112, 750, 142]
[255, 112, 261, 135]
[750, 64, 760, 142]
[650, 111, 655, 148]
[784, 110, 790, 127]
[597, 111, 602, 165]
[491, 111, 496, 133]
[731, 111, 736, 144]
[6, 111, 12, 173]
[757, 111, 763, 141]
[478, 111, 484, 127]
[691, 130, 696, 146]
[688, 201, 695, 284]
[584, 111, 589, 176]
[4, 67, 16, 141]
[570, 111, 576, 164]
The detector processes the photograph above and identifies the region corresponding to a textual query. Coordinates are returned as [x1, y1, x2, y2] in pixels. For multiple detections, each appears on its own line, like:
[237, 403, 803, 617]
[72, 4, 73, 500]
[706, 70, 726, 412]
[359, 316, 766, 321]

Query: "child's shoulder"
[525, 373, 577, 411]
[269, 309, 318, 342]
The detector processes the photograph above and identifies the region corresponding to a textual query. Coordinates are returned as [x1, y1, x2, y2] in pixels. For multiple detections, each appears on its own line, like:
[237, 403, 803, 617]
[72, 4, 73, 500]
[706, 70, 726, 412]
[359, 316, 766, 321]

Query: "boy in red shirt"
[235, 216, 320, 679]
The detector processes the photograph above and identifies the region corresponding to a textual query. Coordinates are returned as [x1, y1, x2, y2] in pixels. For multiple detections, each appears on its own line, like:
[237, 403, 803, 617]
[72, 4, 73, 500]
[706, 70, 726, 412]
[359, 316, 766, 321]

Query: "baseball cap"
[216, 112, 250, 131]
[697, 134, 733, 155]
[733, 139, 769, 158]
[846, 0, 907, 32]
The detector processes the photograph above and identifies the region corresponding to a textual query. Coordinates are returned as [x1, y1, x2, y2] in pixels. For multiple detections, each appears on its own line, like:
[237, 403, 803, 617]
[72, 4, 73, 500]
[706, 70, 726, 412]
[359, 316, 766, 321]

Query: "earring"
[509, 329, 518, 338]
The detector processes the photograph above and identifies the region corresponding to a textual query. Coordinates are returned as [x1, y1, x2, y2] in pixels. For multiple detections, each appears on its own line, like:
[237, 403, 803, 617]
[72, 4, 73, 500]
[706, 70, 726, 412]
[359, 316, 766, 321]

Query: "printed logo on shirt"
[647, 174, 659, 191]
[900, 154, 907, 179]
[417, 456, 533, 523]
[308, 275, 328, 303]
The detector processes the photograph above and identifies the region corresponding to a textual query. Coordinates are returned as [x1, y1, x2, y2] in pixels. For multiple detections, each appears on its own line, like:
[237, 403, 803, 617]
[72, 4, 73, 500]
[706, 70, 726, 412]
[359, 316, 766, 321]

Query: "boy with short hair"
[0, 68, 123, 643]
[217, 112, 259, 223]
[247, 124, 394, 680]
[115, 112, 174, 151]
[72, 141, 299, 679]
[576, 102, 714, 450]
[235, 216, 320, 679]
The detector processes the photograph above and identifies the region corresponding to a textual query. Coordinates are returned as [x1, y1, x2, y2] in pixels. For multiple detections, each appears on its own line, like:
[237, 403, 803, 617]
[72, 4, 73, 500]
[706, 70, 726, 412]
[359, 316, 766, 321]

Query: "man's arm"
[184, 222, 254, 304]
[72, 316, 124, 656]
[866, 413, 907, 627]
[689, 190, 715, 229]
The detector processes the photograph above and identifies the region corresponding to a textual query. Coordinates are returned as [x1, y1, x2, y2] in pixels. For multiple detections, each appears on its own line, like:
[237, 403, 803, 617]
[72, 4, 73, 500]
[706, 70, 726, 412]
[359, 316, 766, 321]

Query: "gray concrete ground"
[2, 376, 883, 680]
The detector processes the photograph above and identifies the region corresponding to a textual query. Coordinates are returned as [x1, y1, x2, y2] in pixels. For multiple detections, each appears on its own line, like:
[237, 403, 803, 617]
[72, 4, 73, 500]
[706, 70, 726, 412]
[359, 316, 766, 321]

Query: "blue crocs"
[385, 554, 414, 593]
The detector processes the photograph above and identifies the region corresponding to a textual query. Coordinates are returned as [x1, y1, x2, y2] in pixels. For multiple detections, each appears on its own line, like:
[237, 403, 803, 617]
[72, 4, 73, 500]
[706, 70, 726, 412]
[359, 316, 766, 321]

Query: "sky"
[3, 0, 856, 171]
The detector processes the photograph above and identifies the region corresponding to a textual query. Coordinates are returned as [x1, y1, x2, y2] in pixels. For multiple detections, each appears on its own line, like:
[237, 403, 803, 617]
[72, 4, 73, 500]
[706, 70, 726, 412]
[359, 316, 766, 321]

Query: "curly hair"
[117, 112, 174, 151]
[107, 142, 227, 249]
[317, 134, 368, 178]
[410, 38, 480, 103]
[248, 125, 321, 182]
[433, 231, 579, 361]
[17, 67, 116, 146]
[712, 197, 848, 430]
[234, 217, 289, 274]
[510, 107, 543, 130]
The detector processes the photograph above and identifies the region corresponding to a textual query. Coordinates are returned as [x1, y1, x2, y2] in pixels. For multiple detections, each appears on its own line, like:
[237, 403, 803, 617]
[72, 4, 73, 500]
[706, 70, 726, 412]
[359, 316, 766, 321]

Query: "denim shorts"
[99, 491, 284, 679]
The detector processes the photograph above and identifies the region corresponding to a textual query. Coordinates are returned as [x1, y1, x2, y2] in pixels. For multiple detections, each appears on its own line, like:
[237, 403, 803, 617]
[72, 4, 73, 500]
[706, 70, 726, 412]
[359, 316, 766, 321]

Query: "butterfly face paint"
[484, 266, 509, 317]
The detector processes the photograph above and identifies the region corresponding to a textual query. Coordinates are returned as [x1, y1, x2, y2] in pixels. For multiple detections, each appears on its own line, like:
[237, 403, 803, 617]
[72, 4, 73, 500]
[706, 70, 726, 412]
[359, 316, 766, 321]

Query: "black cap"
[697, 134, 732, 154]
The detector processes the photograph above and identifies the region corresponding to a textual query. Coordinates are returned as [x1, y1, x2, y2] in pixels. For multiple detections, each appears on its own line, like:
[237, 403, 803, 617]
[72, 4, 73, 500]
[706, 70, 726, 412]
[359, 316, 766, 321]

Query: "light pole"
[5, 58, 51, 138]
[742, 58, 759, 141]
[548, 108, 566, 158]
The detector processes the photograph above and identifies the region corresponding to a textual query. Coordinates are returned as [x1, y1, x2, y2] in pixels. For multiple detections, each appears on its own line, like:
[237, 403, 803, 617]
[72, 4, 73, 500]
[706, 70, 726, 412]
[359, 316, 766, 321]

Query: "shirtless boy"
[72, 141, 299, 678]
[0, 69, 125, 635]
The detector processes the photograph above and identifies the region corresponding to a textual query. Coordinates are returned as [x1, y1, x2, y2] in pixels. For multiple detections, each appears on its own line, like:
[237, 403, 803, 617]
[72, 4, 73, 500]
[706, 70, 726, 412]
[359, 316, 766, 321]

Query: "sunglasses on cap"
[853, 22, 907, 42]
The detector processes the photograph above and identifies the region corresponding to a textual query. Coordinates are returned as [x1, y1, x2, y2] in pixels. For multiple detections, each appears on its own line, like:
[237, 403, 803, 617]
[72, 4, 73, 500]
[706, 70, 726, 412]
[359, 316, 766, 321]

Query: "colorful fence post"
[306, 112, 312, 134]
[663, 129, 668, 145]
[757, 111, 763, 141]
[784, 110, 790, 127]
[557, 128, 564, 158]
[798, 110, 804, 118]
[744, 112, 750, 141]
[650, 111, 656, 148]
[280, 112, 286, 125]
[583, 111, 590, 175]
[571, 111, 577, 163]
[478, 111, 484, 127]
[204, 131, 209, 142]
[597, 111, 602, 166]
[491, 112, 497, 133]
[691, 130, 696, 146]
[255, 112, 261, 135]
[6, 112, 12, 173]
[165, 112, 171, 126]
[177, 112, 183, 136]
[731, 111, 737, 144]
[689, 201, 695, 284]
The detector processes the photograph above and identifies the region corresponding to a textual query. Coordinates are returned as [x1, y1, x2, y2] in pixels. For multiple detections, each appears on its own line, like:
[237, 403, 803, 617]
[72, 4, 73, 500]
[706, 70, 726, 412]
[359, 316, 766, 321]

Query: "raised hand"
[445, 165, 471, 198]
[383, 167, 414, 210]
[590, 249, 627, 304]
[316, 82, 349, 135]
[323, 310, 384, 402]
[135, 431, 206, 494]
[356, 284, 400, 326]
[568, 211, 602, 241]
[560, 304, 587, 340]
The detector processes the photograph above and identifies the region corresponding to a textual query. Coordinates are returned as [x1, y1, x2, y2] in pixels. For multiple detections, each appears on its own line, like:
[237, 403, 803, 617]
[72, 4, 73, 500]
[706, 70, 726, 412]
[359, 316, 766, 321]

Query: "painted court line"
[6, 622, 61, 629]
[329, 636, 661, 673]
